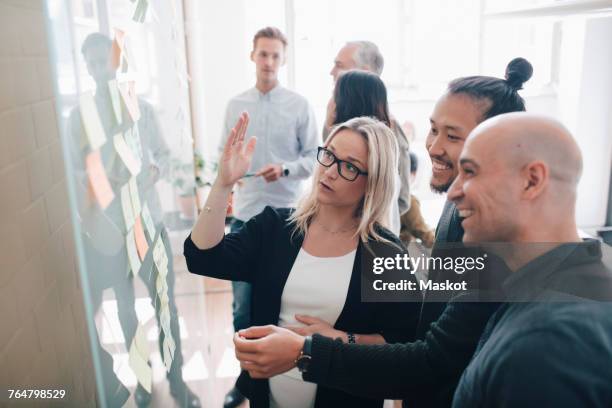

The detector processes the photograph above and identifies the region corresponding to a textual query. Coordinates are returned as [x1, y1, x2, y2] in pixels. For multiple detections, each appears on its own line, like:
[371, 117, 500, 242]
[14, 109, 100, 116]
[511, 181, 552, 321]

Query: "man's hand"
[234, 325, 305, 379]
[256, 164, 283, 182]
[285, 314, 347, 341]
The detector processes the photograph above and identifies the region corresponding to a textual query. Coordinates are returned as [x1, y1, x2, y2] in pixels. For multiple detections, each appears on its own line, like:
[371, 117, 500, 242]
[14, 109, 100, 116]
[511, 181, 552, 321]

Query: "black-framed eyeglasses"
[317, 147, 368, 182]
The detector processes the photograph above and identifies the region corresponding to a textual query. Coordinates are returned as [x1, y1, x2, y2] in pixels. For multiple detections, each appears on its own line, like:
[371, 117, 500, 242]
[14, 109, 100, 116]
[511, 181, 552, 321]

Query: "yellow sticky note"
[79, 92, 107, 150]
[113, 133, 141, 176]
[128, 177, 141, 216]
[153, 237, 168, 276]
[126, 227, 141, 277]
[156, 273, 167, 297]
[159, 306, 171, 336]
[120, 183, 135, 230]
[163, 334, 176, 372]
[128, 336, 151, 393]
[108, 80, 122, 125]
[85, 151, 114, 209]
[134, 325, 150, 359]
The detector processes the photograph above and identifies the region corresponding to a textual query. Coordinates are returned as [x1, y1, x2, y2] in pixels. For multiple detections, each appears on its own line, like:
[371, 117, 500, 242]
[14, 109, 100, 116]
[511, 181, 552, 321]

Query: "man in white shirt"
[219, 26, 318, 408]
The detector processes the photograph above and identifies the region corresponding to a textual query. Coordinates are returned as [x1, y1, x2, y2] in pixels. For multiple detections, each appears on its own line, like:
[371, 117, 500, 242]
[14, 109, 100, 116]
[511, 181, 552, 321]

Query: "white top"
[219, 85, 319, 222]
[269, 248, 357, 408]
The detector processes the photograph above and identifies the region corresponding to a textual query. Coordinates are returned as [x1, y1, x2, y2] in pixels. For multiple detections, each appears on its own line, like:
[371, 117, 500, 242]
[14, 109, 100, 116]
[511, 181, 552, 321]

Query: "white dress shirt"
[219, 85, 318, 222]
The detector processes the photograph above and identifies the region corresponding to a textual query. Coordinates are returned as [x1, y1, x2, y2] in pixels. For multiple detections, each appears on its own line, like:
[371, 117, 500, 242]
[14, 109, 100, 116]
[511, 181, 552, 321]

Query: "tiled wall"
[0, 0, 96, 405]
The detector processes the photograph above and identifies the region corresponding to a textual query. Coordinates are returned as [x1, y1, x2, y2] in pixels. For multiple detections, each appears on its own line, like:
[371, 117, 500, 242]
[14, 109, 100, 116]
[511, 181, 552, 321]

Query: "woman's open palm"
[218, 112, 257, 187]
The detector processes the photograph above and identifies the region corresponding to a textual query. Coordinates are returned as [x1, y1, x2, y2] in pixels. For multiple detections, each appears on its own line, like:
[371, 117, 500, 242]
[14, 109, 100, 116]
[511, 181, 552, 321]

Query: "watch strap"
[303, 335, 312, 355]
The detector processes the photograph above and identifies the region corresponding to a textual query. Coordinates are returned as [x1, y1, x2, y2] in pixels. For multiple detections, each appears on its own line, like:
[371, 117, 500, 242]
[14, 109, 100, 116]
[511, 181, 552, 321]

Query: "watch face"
[283, 168, 289, 176]
[296, 354, 311, 372]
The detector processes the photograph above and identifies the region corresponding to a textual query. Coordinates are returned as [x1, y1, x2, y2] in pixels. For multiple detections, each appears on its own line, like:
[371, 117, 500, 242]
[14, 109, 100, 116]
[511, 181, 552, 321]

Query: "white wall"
[558, 16, 612, 228]
[185, 0, 251, 163]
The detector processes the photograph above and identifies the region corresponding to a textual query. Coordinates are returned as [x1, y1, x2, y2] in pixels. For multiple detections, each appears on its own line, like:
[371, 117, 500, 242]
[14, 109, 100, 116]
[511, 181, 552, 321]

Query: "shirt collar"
[252, 83, 282, 101]
[501, 239, 602, 300]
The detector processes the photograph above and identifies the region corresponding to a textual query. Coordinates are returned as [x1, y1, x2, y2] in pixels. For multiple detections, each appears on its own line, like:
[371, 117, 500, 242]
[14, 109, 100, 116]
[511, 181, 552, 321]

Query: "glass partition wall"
[44, 0, 210, 406]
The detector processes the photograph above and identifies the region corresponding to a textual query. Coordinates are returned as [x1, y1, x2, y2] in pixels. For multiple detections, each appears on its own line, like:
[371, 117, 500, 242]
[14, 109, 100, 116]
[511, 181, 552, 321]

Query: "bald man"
[449, 113, 612, 407]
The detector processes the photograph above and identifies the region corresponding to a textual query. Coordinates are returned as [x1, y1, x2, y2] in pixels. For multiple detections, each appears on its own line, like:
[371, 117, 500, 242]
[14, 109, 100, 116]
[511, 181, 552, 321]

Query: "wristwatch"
[295, 336, 312, 373]
[281, 164, 290, 177]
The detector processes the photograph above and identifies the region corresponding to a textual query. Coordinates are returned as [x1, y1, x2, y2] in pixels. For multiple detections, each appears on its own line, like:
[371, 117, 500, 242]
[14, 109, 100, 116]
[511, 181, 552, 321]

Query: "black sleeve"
[303, 299, 499, 400]
[480, 328, 611, 408]
[183, 206, 276, 283]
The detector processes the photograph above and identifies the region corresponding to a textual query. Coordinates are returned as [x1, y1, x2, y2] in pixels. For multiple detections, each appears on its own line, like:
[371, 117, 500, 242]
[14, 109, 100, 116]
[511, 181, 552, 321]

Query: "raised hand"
[218, 112, 257, 188]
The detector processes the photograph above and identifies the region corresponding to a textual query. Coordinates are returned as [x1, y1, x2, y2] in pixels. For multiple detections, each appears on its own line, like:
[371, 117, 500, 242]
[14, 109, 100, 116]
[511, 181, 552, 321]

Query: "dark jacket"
[301, 200, 506, 408]
[184, 206, 421, 407]
[453, 240, 612, 407]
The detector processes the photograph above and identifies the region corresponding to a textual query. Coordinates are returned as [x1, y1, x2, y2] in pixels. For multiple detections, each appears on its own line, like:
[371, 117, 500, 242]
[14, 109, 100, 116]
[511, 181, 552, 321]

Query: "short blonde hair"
[289, 117, 398, 243]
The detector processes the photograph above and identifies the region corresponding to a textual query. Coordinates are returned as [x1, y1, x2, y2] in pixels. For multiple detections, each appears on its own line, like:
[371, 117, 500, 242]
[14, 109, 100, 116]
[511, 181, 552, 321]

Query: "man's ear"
[250, 50, 255, 63]
[521, 160, 548, 200]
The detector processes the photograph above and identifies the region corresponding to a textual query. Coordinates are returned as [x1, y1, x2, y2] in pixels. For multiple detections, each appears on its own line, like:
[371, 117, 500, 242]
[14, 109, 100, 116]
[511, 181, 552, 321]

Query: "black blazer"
[184, 206, 420, 407]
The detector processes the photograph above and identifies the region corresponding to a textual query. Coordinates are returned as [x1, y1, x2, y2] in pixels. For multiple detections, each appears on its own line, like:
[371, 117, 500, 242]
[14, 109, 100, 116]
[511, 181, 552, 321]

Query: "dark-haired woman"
[332, 69, 412, 234]
[233, 58, 533, 408]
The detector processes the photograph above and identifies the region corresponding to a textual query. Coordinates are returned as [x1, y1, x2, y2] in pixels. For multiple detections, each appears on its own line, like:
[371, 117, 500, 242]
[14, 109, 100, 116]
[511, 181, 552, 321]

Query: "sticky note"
[132, 0, 149, 23]
[79, 92, 107, 150]
[159, 306, 171, 336]
[128, 177, 141, 216]
[85, 151, 114, 209]
[108, 80, 122, 124]
[126, 227, 141, 276]
[124, 126, 143, 164]
[110, 29, 125, 71]
[118, 81, 140, 122]
[153, 237, 168, 276]
[141, 204, 156, 240]
[120, 183, 135, 230]
[134, 324, 150, 359]
[128, 333, 151, 393]
[156, 274, 168, 297]
[162, 335, 176, 372]
[134, 216, 149, 261]
[159, 290, 169, 307]
[114, 133, 141, 176]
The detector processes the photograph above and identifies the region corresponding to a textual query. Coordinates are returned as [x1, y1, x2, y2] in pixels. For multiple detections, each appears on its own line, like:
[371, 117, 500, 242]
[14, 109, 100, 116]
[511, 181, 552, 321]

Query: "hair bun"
[505, 57, 533, 90]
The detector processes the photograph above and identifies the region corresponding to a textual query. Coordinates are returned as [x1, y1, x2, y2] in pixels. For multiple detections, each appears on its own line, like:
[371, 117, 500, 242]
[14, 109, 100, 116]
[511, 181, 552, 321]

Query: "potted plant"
[169, 155, 200, 220]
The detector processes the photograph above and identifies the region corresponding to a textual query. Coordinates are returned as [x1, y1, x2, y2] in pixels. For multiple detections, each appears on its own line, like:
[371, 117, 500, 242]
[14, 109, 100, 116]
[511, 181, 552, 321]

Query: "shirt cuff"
[283, 161, 298, 178]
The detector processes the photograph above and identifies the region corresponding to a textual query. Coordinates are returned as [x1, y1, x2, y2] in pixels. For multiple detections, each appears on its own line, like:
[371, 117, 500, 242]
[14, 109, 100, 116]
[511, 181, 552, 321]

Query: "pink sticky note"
[118, 81, 140, 122]
[110, 29, 125, 71]
[134, 216, 149, 261]
[86, 150, 114, 209]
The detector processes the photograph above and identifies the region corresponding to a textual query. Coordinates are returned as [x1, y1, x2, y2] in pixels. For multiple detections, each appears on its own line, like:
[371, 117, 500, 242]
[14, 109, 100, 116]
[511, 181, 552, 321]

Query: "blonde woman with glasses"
[184, 113, 419, 408]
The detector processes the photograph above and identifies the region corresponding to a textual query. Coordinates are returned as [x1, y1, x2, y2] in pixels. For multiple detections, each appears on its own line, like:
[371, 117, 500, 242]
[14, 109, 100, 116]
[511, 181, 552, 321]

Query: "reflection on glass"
[64, 30, 201, 406]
